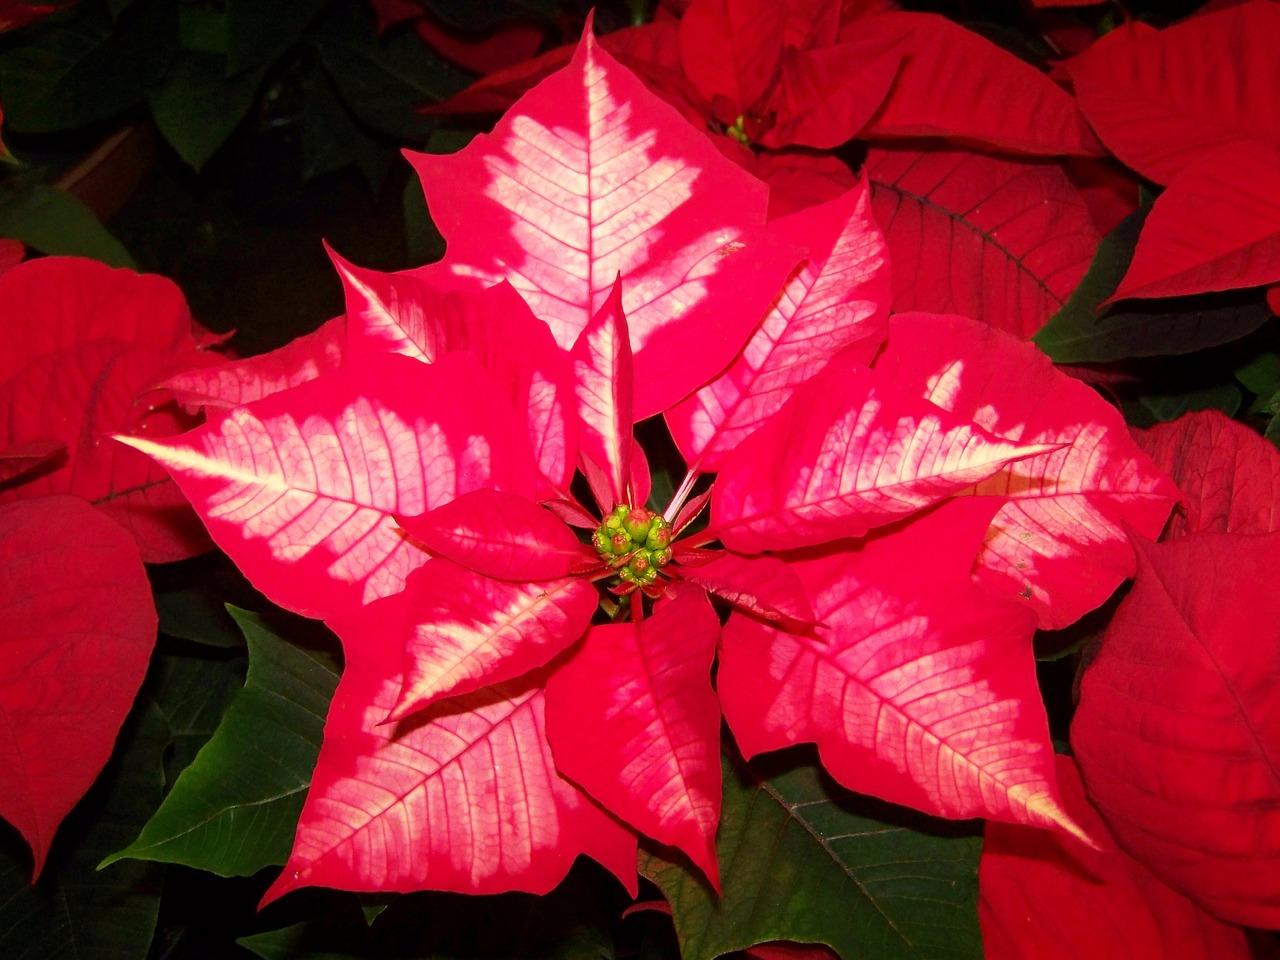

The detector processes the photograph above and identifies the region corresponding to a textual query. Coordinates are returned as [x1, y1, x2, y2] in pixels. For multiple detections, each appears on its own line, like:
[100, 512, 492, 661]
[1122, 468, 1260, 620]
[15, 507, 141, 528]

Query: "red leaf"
[980, 755, 1250, 960]
[1108, 143, 1280, 302]
[332, 251, 579, 493]
[119, 354, 539, 620]
[330, 560, 596, 720]
[0, 339, 209, 562]
[0, 1, 59, 34]
[667, 181, 889, 471]
[397, 489, 593, 581]
[750, 151, 858, 220]
[163, 316, 346, 409]
[676, 551, 815, 629]
[1068, 4, 1280, 186]
[414, 15, 543, 76]
[262, 651, 636, 902]
[408, 28, 800, 418]
[758, 36, 900, 150]
[1135, 410, 1280, 538]
[873, 313, 1177, 628]
[546, 589, 722, 887]
[1072, 531, 1280, 927]
[746, 946, 839, 960]
[0, 438, 64, 485]
[710, 353, 1057, 553]
[853, 11, 1100, 156]
[0, 257, 194, 385]
[0, 496, 155, 877]
[867, 147, 1100, 338]
[572, 277, 633, 508]
[676, 0, 785, 122]
[718, 500, 1087, 839]
[0, 238, 23, 272]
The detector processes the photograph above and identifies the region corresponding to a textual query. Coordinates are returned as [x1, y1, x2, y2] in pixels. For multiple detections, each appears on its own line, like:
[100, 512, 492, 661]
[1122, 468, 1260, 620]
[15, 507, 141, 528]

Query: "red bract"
[980, 755, 1250, 960]
[867, 148, 1100, 338]
[0, 257, 211, 561]
[127, 28, 1173, 901]
[0, 496, 156, 878]
[719, 502, 1083, 839]
[1135, 409, 1280, 538]
[1070, 3, 1280, 301]
[872, 314, 1176, 629]
[1072, 531, 1280, 927]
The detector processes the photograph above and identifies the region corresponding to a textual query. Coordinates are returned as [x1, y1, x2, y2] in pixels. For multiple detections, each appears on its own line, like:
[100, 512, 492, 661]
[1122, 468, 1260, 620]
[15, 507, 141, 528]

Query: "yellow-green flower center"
[592, 505, 673, 586]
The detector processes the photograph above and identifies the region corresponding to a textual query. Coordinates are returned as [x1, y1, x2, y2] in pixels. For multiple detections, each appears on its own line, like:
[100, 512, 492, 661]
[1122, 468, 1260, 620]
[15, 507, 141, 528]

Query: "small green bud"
[646, 521, 671, 549]
[610, 532, 632, 555]
[624, 508, 655, 542]
[651, 547, 672, 567]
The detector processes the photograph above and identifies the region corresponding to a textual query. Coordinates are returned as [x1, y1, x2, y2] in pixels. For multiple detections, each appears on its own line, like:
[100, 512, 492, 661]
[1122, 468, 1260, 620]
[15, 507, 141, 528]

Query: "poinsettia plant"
[120, 25, 1179, 906]
[2, 1, 1280, 958]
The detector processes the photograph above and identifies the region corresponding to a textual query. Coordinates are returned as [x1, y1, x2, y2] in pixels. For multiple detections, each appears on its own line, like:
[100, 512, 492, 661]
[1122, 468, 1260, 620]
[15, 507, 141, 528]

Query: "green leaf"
[150, 645, 244, 783]
[1035, 211, 1272, 363]
[311, 4, 469, 140]
[101, 607, 338, 876]
[0, 0, 175, 133]
[640, 753, 983, 960]
[227, 0, 329, 75]
[148, 50, 266, 171]
[1126, 381, 1243, 426]
[0, 700, 168, 960]
[1236, 351, 1280, 404]
[0, 183, 134, 266]
[239, 921, 369, 960]
[302, 66, 390, 188]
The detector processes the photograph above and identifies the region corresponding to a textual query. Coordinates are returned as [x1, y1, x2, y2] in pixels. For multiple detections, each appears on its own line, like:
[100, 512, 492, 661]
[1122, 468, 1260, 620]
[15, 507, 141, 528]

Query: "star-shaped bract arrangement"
[123, 27, 1175, 901]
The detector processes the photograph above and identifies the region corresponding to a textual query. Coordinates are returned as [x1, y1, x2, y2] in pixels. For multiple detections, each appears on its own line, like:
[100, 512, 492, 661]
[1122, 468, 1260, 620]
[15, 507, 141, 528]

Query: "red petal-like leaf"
[119, 354, 538, 619]
[1109, 143, 1280, 302]
[572, 277, 633, 508]
[676, 551, 815, 630]
[867, 147, 1100, 338]
[330, 560, 596, 719]
[751, 151, 858, 220]
[1068, 5, 1280, 186]
[262, 650, 636, 902]
[711, 353, 1057, 553]
[397, 489, 593, 581]
[0, 238, 23, 273]
[0, 257, 194, 384]
[676, 0, 785, 122]
[668, 182, 889, 470]
[1135, 410, 1280, 538]
[163, 316, 347, 409]
[335, 251, 577, 491]
[409, 28, 799, 418]
[546, 590, 722, 887]
[874, 313, 1177, 628]
[719, 500, 1085, 838]
[759, 36, 900, 150]
[854, 11, 1099, 156]
[0, 496, 155, 877]
[980, 755, 1250, 960]
[1072, 531, 1280, 927]
[0, 339, 209, 562]
[414, 15, 543, 76]
[0, 438, 63, 485]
